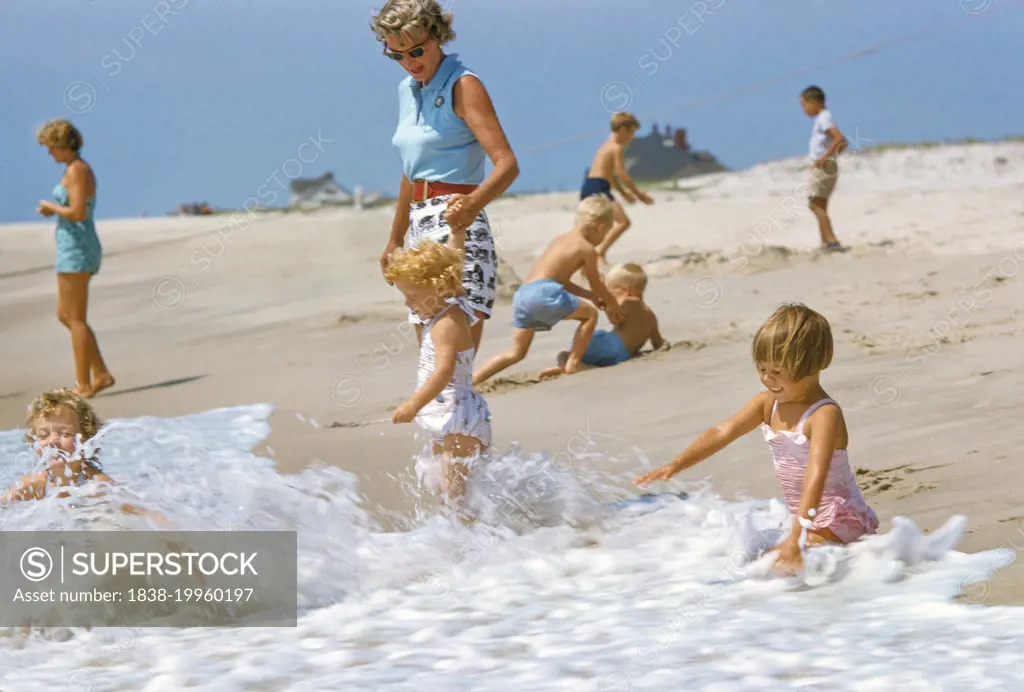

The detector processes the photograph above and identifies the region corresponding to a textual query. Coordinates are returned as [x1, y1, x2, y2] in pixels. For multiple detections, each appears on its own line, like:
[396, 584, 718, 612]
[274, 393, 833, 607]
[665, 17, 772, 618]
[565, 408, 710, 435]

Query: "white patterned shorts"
[405, 195, 498, 325]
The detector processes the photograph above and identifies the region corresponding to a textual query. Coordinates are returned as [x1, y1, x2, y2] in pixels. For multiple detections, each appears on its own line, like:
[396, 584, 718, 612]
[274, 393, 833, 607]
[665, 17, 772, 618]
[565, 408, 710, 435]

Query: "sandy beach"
[3, 140, 1023, 605]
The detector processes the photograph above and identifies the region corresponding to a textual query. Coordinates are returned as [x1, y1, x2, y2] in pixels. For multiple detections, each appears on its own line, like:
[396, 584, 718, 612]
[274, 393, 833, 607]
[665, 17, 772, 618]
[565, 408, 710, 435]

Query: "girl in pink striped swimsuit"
[636, 303, 879, 574]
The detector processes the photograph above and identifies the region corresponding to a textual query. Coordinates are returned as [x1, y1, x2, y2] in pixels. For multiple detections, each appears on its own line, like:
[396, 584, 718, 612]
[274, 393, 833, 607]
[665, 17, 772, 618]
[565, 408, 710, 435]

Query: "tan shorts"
[806, 161, 839, 200]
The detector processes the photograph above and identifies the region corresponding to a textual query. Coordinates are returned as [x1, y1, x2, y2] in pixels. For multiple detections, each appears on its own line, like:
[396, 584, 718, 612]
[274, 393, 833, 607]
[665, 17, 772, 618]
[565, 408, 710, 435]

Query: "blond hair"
[24, 388, 102, 444]
[576, 195, 614, 229]
[383, 240, 464, 296]
[611, 112, 640, 132]
[37, 119, 83, 151]
[752, 303, 833, 380]
[607, 262, 648, 295]
[371, 0, 455, 46]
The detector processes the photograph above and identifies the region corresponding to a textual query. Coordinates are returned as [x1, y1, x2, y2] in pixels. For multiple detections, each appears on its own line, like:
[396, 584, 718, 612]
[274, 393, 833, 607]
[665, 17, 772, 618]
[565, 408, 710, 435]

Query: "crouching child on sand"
[385, 241, 492, 514]
[472, 196, 625, 385]
[543, 262, 668, 376]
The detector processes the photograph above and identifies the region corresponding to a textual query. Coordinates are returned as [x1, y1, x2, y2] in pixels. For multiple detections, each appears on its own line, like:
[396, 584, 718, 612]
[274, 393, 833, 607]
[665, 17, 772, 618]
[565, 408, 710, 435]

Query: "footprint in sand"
[475, 372, 547, 396]
[856, 462, 952, 497]
[476, 339, 707, 396]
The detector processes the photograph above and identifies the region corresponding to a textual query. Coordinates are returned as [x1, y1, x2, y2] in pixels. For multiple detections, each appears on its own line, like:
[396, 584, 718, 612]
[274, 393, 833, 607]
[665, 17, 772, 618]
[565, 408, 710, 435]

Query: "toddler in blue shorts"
[548, 262, 669, 374]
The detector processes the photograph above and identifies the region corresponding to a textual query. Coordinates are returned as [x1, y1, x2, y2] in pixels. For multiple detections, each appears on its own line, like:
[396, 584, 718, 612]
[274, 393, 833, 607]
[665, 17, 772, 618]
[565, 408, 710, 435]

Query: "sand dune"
[683, 139, 1024, 197]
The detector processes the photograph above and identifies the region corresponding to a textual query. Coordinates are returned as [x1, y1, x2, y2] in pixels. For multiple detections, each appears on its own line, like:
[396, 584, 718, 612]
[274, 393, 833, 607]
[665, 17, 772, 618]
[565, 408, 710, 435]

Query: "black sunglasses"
[383, 39, 428, 62]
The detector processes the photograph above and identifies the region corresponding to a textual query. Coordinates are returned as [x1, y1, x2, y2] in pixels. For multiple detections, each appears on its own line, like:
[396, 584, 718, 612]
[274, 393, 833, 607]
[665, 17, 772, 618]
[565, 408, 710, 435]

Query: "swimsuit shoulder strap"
[796, 398, 839, 435]
[428, 296, 478, 328]
[425, 301, 456, 329]
[451, 296, 479, 326]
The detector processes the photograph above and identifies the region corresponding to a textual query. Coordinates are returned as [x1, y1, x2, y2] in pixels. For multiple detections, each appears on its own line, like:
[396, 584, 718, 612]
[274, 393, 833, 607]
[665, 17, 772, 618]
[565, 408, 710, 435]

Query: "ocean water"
[0, 404, 1020, 691]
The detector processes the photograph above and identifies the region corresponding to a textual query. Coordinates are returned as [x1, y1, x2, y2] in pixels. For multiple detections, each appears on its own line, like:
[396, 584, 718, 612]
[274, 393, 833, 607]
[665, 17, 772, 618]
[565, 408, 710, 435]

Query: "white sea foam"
[0, 405, 1020, 691]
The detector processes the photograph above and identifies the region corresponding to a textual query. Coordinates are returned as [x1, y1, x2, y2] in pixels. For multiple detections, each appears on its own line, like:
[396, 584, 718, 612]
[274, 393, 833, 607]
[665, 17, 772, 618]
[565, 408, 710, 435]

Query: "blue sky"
[1, 0, 1021, 222]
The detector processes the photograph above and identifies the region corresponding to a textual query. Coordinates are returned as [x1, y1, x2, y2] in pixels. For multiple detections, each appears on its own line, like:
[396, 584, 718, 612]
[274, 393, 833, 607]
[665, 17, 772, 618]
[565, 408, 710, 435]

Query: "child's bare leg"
[595, 201, 631, 265]
[472, 328, 534, 385]
[563, 302, 598, 375]
[808, 527, 844, 545]
[555, 350, 570, 369]
[809, 197, 839, 246]
[432, 434, 483, 522]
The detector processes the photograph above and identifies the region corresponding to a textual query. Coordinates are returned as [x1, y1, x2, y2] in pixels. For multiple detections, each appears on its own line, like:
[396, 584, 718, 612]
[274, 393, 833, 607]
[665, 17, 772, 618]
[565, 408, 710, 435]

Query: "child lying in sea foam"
[3, 388, 164, 522]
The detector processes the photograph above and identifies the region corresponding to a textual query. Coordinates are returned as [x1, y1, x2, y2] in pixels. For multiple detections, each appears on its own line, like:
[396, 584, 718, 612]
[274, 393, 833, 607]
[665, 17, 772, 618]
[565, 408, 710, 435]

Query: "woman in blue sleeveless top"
[36, 119, 115, 399]
[372, 0, 519, 353]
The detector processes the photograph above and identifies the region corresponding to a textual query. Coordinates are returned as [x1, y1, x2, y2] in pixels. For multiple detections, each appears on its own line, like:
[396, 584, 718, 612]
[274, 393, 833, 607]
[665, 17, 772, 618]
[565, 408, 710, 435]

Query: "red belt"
[411, 180, 478, 202]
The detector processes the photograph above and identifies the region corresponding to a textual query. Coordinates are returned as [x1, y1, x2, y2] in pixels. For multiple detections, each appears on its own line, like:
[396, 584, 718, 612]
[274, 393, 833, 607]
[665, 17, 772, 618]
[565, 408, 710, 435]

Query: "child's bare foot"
[73, 383, 96, 399]
[538, 365, 565, 379]
[555, 350, 570, 369]
[562, 357, 584, 375]
[538, 351, 572, 379]
[92, 372, 116, 395]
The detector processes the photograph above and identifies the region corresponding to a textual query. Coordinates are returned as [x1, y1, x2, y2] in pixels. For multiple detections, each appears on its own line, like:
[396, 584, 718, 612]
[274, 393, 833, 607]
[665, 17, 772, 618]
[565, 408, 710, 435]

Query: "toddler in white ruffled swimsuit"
[385, 241, 491, 509]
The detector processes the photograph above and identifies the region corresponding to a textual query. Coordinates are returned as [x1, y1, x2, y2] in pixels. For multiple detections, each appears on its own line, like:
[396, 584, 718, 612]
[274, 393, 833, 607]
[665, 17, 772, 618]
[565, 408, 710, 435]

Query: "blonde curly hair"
[370, 0, 456, 46]
[37, 119, 84, 151]
[384, 241, 464, 296]
[24, 388, 102, 444]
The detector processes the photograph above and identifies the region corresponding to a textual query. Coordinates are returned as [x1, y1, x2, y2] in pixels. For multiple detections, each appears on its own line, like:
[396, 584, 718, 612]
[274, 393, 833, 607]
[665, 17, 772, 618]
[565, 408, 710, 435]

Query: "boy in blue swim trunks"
[472, 197, 625, 385]
[545, 263, 669, 375]
[581, 112, 654, 268]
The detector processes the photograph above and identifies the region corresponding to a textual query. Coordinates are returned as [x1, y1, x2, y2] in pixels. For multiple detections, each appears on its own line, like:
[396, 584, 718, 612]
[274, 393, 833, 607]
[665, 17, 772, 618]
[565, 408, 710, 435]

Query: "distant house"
[625, 123, 728, 182]
[170, 201, 214, 216]
[289, 173, 352, 209]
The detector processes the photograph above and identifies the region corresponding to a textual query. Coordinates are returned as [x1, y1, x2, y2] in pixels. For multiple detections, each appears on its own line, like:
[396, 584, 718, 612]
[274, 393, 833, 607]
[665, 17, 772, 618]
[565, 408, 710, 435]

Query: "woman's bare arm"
[452, 76, 519, 211]
[388, 175, 414, 248]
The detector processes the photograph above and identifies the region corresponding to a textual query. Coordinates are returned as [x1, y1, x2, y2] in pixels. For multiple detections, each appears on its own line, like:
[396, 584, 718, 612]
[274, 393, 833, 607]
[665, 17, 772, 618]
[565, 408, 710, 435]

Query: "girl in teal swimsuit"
[36, 119, 115, 399]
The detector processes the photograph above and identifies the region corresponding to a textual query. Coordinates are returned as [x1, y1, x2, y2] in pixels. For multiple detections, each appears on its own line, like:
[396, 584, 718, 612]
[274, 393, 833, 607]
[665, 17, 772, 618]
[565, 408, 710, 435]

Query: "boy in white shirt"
[800, 86, 848, 252]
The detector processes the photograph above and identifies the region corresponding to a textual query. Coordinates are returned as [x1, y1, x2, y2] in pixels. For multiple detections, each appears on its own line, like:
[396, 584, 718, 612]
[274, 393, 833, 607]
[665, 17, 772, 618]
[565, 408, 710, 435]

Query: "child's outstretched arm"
[393, 316, 460, 423]
[648, 313, 668, 351]
[614, 146, 653, 204]
[87, 472, 163, 522]
[563, 281, 596, 303]
[1, 472, 48, 502]
[635, 392, 770, 486]
[581, 250, 624, 324]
